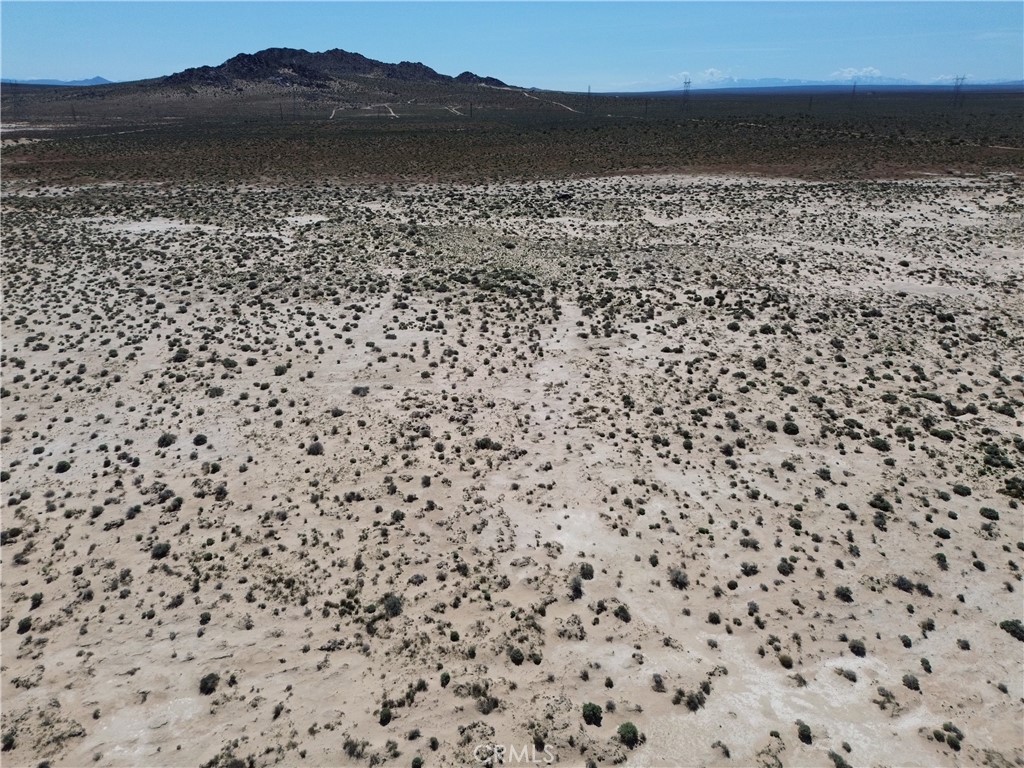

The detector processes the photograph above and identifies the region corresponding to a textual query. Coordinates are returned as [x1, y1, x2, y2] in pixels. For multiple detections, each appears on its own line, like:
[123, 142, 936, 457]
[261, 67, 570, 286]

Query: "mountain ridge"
[1, 76, 113, 87]
[162, 47, 508, 89]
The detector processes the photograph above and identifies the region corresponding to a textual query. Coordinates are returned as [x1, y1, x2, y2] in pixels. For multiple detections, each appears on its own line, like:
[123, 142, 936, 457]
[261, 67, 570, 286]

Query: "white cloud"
[698, 68, 732, 84]
[830, 66, 882, 80]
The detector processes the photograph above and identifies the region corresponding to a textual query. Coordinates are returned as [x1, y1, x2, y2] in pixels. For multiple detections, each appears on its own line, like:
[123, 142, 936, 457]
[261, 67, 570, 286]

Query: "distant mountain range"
[646, 76, 1024, 93]
[1, 76, 113, 87]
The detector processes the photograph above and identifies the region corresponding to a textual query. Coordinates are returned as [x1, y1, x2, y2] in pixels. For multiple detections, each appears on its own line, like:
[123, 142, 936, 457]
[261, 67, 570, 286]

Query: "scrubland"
[2, 142, 1023, 767]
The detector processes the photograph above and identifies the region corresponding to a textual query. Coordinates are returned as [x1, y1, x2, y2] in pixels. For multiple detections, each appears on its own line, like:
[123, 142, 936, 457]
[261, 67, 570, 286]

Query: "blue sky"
[1, 2, 1021, 91]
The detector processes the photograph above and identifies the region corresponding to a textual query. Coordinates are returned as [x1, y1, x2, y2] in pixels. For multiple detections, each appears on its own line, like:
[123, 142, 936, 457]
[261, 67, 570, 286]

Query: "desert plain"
[2, 95, 1024, 768]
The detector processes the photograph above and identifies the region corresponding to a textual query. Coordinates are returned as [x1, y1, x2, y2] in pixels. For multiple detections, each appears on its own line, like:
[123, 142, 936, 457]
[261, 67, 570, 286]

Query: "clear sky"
[1, 1, 1021, 91]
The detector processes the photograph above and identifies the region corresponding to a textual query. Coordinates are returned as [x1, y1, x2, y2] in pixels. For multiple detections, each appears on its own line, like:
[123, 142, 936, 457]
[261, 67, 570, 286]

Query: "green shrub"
[582, 702, 602, 726]
[796, 720, 812, 744]
[617, 722, 640, 748]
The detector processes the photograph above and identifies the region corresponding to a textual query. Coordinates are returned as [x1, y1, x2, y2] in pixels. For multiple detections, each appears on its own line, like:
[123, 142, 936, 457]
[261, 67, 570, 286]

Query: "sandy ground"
[2, 172, 1023, 768]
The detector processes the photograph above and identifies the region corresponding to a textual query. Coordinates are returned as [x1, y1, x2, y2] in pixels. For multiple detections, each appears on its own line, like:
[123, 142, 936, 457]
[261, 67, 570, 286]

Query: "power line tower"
[682, 77, 691, 111]
[952, 75, 966, 109]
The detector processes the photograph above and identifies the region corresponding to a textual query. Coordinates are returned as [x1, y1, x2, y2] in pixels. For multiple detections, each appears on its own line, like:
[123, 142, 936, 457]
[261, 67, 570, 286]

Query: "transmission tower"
[682, 77, 691, 110]
[952, 75, 966, 109]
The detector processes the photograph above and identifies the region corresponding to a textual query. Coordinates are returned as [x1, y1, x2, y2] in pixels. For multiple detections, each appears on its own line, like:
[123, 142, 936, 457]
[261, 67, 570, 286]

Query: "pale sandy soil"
[2, 172, 1023, 768]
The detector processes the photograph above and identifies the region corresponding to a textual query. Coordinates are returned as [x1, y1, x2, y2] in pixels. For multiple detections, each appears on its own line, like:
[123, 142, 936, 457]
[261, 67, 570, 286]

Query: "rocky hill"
[163, 46, 508, 90]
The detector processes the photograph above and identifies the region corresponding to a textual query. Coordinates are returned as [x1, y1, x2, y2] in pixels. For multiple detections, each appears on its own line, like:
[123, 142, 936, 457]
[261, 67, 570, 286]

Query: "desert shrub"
[835, 586, 853, 603]
[951, 484, 971, 497]
[381, 594, 403, 618]
[669, 568, 689, 590]
[777, 559, 794, 576]
[893, 575, 914, 592]
[579, 562, 595, 580]
[999, 619, 1024, 642]
[379, 707, 392, 726]
[569, 576, 583, 600]
[16, 617, 31, 634]
[193, 434, 208, 446]
[157, 432, 177, 448]
[903, 674, 920, 691]
[307, 441, 324, 456]
[582, 702, 602, 726]
[783, 422, 799, 436]
[476, 695, 500, 715]
[979, 507, 1000, 521]
[617, 722, 640, 748]
[849, 638, 866, 657]
[508, 647, 525, 665]
[869, 496, 892, 516]
[614, 604, 631, 622]
[55, 460, 71, 473]
[152, 542, 171, 560]
[199, 673, 219, 695]
[796, 720, 812, 744]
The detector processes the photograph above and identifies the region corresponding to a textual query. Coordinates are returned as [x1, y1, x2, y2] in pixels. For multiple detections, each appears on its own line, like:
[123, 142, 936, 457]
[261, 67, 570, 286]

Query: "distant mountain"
[685, 75, 919, 91]
[163, 47, 508, 89]
[1, 76, 112, 87]
[677, 76, 1024, 92]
